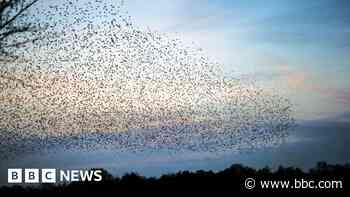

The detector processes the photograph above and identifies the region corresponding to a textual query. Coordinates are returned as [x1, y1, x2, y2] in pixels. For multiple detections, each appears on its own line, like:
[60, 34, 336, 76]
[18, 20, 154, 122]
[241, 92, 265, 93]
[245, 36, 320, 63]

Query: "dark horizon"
[1, 161, 349, 193]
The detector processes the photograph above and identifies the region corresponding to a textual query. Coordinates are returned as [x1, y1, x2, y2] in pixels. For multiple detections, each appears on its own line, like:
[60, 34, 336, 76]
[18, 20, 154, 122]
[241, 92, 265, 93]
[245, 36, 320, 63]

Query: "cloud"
[309, 86, 350, 105]
[280, 64, 350, 105]
[285, 71, 306, 89]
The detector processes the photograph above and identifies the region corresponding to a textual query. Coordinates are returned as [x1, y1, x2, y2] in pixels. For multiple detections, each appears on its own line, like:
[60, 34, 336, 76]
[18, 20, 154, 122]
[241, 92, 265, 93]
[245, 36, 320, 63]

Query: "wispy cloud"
[280, 64, 350, 105]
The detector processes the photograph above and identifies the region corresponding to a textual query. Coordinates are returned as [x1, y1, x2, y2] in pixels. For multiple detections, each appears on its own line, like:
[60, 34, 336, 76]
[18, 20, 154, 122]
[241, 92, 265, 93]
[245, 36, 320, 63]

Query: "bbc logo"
[8, 169, 56, 183]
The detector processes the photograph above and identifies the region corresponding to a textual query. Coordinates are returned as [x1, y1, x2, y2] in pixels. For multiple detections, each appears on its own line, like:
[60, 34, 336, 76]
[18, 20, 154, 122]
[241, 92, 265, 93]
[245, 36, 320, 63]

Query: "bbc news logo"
[8, 168, 103, 183]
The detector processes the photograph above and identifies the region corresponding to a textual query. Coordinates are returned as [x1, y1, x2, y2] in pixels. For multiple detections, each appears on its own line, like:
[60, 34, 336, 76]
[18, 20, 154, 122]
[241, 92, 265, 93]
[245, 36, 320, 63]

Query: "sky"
[124, 0, 350, 120]
[21, 0, 350, 121]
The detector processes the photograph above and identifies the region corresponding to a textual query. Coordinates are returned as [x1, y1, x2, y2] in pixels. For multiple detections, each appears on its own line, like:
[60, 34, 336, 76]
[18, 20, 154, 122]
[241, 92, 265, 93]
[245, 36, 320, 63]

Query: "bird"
[0, 0, 294, 160]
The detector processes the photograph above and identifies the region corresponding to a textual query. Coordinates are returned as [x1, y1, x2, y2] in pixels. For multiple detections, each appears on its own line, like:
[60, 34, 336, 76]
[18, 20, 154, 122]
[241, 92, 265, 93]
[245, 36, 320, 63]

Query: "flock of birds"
[0, 0, 294, 160]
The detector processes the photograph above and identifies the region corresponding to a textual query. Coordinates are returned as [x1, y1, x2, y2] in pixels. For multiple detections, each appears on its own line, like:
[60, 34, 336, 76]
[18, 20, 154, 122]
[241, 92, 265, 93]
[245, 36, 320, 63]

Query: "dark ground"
[0, 162, 348, 194]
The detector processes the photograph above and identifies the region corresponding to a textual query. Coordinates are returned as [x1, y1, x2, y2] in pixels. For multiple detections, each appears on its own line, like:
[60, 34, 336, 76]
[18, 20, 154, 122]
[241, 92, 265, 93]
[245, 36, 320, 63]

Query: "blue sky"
[123, 0, 350, 120]
[29, 0, 350, 120]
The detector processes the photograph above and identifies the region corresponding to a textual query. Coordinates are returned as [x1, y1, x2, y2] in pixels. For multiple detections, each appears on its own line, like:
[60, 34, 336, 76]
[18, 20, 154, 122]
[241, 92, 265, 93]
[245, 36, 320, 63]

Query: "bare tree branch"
[0, 0, 39, 30]
[0, 0, 39, 61]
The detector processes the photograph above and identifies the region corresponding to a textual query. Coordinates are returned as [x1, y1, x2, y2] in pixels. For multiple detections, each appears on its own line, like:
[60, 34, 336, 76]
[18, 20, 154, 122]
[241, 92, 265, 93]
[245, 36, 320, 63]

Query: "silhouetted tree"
[0, 0, 39, 62]
[1, 161, 348, 194]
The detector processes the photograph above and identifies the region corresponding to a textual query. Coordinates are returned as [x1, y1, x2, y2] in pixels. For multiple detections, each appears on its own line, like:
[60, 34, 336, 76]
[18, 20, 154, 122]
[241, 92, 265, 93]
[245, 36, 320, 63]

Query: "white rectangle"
[42, 169, 56, 183]
[8, 169, 22, 183]
[24, 169, 39, 183]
